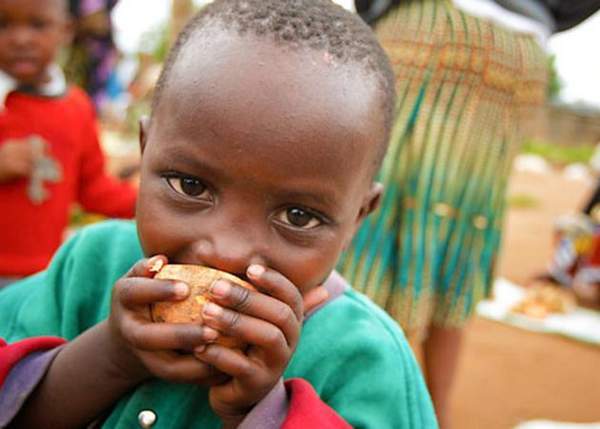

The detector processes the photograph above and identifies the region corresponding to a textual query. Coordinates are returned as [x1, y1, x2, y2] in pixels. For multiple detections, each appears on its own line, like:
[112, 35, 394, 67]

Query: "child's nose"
[190, 231, 266, 278]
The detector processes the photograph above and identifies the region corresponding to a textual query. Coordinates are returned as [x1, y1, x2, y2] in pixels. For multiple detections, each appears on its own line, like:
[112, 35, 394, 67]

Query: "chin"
[10, 73, 44, 86]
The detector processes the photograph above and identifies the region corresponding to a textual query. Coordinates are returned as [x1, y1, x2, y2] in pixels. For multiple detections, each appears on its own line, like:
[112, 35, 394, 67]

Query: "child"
[0, 0, 437, 427]
[0, 0, 136, 286]
[528, 194, 600, 309]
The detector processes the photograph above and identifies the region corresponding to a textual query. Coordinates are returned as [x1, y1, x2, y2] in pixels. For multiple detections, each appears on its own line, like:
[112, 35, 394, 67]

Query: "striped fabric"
[338, 0, 547, 337]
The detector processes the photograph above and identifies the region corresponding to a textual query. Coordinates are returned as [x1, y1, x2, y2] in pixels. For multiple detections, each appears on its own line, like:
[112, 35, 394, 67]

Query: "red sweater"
[0, 88, 136, 276]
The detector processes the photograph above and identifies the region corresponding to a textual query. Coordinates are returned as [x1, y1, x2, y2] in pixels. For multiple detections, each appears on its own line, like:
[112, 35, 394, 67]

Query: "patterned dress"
[338, 0, 548, 338]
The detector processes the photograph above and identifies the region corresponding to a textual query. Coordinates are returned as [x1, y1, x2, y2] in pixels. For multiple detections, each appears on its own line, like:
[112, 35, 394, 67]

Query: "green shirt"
[0, 220, 437, 428]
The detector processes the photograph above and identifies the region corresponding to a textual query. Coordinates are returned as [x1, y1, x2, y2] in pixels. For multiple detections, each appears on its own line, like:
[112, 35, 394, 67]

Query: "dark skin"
[0, 0, 72, 182]
[12, 28, 386, 429]
[0, 0, 71, 85]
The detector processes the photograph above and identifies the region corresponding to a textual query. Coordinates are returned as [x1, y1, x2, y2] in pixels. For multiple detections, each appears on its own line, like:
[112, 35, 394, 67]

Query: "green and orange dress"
[338, 0, 548, 338]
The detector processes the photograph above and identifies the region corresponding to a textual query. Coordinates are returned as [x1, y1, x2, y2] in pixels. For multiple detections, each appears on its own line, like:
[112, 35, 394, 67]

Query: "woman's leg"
[423, 325, 464, 429]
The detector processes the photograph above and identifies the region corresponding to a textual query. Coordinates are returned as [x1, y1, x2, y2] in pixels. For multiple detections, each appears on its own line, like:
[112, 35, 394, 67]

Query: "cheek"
[280, 241, 344, 293]
[136, 189, 179, 257]
[45, 40, 61, 57]
[39, 32, 63, 57]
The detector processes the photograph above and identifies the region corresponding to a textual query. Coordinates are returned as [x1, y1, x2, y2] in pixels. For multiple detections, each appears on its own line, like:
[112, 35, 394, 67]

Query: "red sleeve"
[0, 337, 66, 386]
[282, 378, 352, 429]
[75, 90, 137, 218]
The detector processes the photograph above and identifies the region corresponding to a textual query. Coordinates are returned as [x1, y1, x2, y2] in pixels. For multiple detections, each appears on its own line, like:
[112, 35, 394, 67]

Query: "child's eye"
[275, 207, 323, 229]
[30, 19, 49, 30]
[165, 175, 210, 199]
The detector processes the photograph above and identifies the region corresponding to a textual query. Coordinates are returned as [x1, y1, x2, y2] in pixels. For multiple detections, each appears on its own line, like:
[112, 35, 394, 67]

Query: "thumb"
[302, 286, 329, 315]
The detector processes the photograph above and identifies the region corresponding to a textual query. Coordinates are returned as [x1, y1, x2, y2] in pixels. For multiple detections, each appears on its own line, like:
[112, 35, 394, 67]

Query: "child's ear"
[139, 116, 150, 154]
[359, 182, 383, 220]
[62, 17, 75, 46]
[345, 182, 383, 248]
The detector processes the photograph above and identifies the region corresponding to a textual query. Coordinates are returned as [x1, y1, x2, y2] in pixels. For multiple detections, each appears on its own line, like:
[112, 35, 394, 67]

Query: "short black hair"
[152, 0, 396, 170]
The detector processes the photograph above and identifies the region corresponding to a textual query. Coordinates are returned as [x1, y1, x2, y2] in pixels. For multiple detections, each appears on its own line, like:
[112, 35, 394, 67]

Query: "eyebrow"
[278, 189, 341, 211]
[160, 147, 223, 177]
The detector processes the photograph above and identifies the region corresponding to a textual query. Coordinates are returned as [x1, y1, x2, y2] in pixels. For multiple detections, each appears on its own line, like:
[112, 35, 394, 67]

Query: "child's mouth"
[9, 58, 40, 78]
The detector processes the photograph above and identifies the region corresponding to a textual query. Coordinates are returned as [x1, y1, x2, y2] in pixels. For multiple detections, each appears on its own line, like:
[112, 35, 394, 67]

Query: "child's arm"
[76, 97, 136, 218]
[0, 139, 34, 183]
[0, 337, 66, 427]
[8, 256, 222, 428]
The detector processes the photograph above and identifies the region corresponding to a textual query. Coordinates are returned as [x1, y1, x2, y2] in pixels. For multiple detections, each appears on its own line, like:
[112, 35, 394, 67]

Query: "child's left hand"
[194, 264, 321, 427]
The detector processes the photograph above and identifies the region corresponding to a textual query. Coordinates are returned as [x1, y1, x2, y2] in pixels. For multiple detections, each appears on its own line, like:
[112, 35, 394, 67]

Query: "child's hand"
[0, 139, 34, 183]
[194, 265, 317, 426]
[106, 256, 227, 386]
[302, 284, 329, 315]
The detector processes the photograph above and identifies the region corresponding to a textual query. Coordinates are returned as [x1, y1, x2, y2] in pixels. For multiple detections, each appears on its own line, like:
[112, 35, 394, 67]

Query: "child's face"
[0, 0, 70, 85]
[137, 31, 386, 294]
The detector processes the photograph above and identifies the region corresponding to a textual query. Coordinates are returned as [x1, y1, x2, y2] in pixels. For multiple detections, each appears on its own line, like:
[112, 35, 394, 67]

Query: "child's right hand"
[105, 256, 227, 386]
[0, 139, 34, 183]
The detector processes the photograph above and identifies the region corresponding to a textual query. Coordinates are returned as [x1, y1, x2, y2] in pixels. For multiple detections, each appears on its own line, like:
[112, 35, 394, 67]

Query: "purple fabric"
[305, 270, 348, 321]
[0, 347, 62, 427]
[80, 0, 108, 15]
[238, 378, 288, 429]
[0, 277, 19, 290]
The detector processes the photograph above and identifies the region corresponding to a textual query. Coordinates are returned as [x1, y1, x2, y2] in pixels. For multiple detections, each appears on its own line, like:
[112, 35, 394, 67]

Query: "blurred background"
[76, 1, 600, 428]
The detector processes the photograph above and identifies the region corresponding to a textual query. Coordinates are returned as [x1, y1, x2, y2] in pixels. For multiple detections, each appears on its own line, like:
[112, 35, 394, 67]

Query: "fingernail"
[148, 257, 164, 273]
[194, 345, 206, 354]
[211, 280, 230, 298]
[247, 264, 265, 278]
[174, 282, 189, 298]
[202, 327, 219, 341]
[203, 302, 222, 317]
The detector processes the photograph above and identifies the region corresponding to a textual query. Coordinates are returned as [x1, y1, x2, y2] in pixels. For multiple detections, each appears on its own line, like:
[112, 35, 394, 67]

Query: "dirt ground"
[451, 168, 600, 429]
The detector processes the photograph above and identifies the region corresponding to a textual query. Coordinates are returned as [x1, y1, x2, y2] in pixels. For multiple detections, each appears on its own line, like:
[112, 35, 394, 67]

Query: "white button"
[138, 410, 157, 428]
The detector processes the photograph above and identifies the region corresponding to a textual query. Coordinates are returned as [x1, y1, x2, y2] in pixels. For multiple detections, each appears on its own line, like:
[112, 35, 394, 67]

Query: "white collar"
[0, 64, 67, 110]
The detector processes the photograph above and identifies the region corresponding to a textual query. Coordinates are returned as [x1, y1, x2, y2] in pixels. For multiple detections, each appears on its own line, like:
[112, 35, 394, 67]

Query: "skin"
[0, 138, 34, 182]
[0, 0, 71, 182]
[0, 0, 70, 85]
[423, 326, 463, 429]
[12, 29, 387, 429]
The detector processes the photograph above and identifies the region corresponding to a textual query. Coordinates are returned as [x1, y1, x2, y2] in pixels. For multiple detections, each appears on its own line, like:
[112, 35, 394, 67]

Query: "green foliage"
[547, 54, 562, 101]
[521, 139, 595, 165]
[139, 23, 170, 63]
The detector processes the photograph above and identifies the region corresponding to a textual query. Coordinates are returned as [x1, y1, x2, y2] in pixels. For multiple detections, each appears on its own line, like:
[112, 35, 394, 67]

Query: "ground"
[451, 168, 600, 429]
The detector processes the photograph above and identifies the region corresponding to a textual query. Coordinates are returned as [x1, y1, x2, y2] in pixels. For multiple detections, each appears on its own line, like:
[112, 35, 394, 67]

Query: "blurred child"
[534, 198, 600, 308]
[0, 0, 136, 286]
[64, 0, 120, 112]
[0, 0, 437, 427]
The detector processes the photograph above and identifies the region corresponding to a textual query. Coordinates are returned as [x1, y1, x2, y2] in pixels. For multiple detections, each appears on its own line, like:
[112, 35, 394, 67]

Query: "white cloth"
[332, 0, 356, 12]
[0, 64, 66, 110]
[477, 278, 600, 346]
[453, 0, 551, 46]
